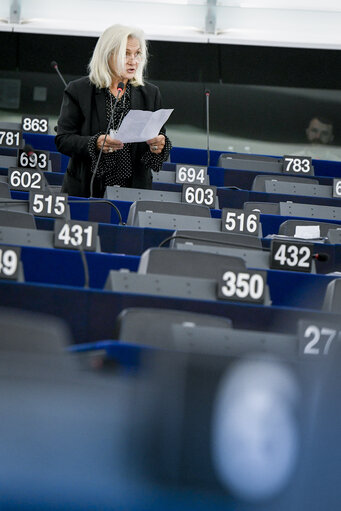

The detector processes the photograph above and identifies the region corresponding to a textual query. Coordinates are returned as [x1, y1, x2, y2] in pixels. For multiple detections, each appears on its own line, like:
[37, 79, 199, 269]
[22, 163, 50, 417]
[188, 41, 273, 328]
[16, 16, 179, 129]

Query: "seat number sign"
[21, 115, 49, 134]
[8, 167, 45, 191]
[270, 240, 313, 272]
[181, 184, 217, 208]
[29, 192, 68, 218]
[0, 245, 20, 280]
[298, 320, 341, 357]
[18, 149, 49, 171]
[0, 129, 21, 148]
[282, 155, 313, 175]
[222, 208, 260, 236]
[54, 219, 98, 251]
[175, 164, 208, 185]
[218, 269, 267, 304]
[333, 179, 341, 198]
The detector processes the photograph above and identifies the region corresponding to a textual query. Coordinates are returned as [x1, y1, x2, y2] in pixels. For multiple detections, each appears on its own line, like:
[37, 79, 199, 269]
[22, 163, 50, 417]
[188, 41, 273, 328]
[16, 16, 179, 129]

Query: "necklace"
[109, 89, 126, 137]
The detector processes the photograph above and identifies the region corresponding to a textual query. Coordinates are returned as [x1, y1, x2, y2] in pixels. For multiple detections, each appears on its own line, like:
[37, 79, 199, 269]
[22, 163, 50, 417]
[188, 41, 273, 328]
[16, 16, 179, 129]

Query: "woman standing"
[55, 24, 171, 197]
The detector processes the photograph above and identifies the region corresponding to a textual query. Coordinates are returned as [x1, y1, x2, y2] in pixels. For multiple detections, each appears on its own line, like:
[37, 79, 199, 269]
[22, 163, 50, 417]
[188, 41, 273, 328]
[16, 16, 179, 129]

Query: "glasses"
[125, 52, 143, 63]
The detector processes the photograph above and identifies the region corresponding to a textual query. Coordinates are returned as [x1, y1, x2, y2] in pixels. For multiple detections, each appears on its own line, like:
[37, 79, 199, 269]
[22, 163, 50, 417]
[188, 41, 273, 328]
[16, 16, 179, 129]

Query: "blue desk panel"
[0, 280, 339, 344]
[29, 214, 341, 274]
[21, 246, 139, 288]
[163, 162, 333, 190]
[12, 136, 341, 180]
[170, 147, 341, 179]
[18, 242, 337, 302]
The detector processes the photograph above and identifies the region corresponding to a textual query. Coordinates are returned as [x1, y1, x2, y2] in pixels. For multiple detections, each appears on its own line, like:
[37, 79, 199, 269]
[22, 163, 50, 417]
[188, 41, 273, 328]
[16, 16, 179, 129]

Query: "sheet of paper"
[110, 108, 173, 143]
[294, 225, 321, 239]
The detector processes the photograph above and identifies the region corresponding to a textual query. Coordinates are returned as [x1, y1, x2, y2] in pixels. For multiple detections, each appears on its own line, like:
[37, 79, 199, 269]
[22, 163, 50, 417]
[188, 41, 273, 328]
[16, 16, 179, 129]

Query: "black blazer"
[55, 76, 166, 197]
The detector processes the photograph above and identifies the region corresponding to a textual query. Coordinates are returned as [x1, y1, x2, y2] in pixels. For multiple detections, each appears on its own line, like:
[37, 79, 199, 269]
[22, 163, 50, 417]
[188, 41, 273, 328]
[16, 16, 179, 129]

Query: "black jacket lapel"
[94, 87, 107, 133]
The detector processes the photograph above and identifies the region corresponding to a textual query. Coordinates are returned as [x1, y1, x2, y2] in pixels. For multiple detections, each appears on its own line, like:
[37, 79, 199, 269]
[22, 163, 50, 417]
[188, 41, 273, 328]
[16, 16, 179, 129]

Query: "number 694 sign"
[175, 164, 208, 185]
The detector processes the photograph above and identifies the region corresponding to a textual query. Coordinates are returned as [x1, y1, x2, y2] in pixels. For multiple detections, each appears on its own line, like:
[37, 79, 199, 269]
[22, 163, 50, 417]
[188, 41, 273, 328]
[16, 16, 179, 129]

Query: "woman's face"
[109, 37, 142, 83]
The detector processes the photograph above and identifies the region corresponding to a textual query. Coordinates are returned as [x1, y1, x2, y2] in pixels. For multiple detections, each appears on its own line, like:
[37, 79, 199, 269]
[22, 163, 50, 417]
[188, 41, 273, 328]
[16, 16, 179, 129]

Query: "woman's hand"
[97, 134, 124, 153]
[147, 134, 165, 155]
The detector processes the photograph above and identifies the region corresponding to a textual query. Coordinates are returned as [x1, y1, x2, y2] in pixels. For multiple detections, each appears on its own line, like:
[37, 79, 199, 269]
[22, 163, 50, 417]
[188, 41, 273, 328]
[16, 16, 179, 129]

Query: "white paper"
[294, 225, 321, 239]
[110, 108, 173, 143]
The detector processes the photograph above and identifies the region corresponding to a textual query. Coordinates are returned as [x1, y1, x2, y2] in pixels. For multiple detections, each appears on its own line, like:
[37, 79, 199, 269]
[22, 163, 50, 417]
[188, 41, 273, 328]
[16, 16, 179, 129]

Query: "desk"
[0, 272, 338, 344]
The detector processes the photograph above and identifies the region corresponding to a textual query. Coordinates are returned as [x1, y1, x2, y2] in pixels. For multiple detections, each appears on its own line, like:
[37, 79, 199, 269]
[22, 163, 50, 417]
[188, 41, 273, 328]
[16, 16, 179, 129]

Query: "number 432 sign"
[270, 240, 313, 272]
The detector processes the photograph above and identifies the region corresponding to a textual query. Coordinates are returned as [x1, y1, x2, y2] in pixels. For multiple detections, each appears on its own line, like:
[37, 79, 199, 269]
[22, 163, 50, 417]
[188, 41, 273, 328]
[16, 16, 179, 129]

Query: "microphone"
[89, 81, 125, 198]
[205, 89, 210, 168]
[313, 253, 329, 262]
[23, 143, 34, 157]
[50, 60, 67, 87]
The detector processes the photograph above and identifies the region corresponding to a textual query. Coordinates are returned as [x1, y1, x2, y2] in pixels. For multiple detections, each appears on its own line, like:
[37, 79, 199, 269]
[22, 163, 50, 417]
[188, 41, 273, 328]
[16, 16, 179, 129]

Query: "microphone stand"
[205, 89, 210, 168]
[89, 82, 124, 198]
[50, 61, 67, 87]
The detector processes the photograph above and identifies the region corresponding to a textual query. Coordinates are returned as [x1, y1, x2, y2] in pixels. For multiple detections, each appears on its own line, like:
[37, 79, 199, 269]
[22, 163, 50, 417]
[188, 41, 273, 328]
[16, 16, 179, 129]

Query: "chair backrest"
[126, 200, 211, 226]
[0, 307, 76, 375]
[0, 181, 11, 198]
[174, 244, 272, 271]
[138, 247, 246, 279]
[251, 174, 318, 192]
[170, 325, 297, 357]
[0, 209, 36, 229]
[133, 211, 221, 231]
[326, 229, 341, 245]
[218, 154, 283, 173]
[279, 202, 341, 221]
[0, 225, 54, 249]
[105, 186, 182, 203]
[113, 307, 233, 348]
[0, 307, 72, 354]
[244, 202, 280, 215]
[279, 219, 341, 237]
[170, 229, 262, 249]
[0, 199, 29, 213]
[151, 170, 176, 184]
[105, 270, 219, 301]
[322, 279, 341, 313]
[265, 181, 332, 199]
[222, 153, 282, 163]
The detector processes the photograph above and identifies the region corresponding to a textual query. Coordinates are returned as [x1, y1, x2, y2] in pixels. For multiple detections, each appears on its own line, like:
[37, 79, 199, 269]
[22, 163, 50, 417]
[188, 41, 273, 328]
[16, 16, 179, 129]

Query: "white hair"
[88, 24, 147, 88]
